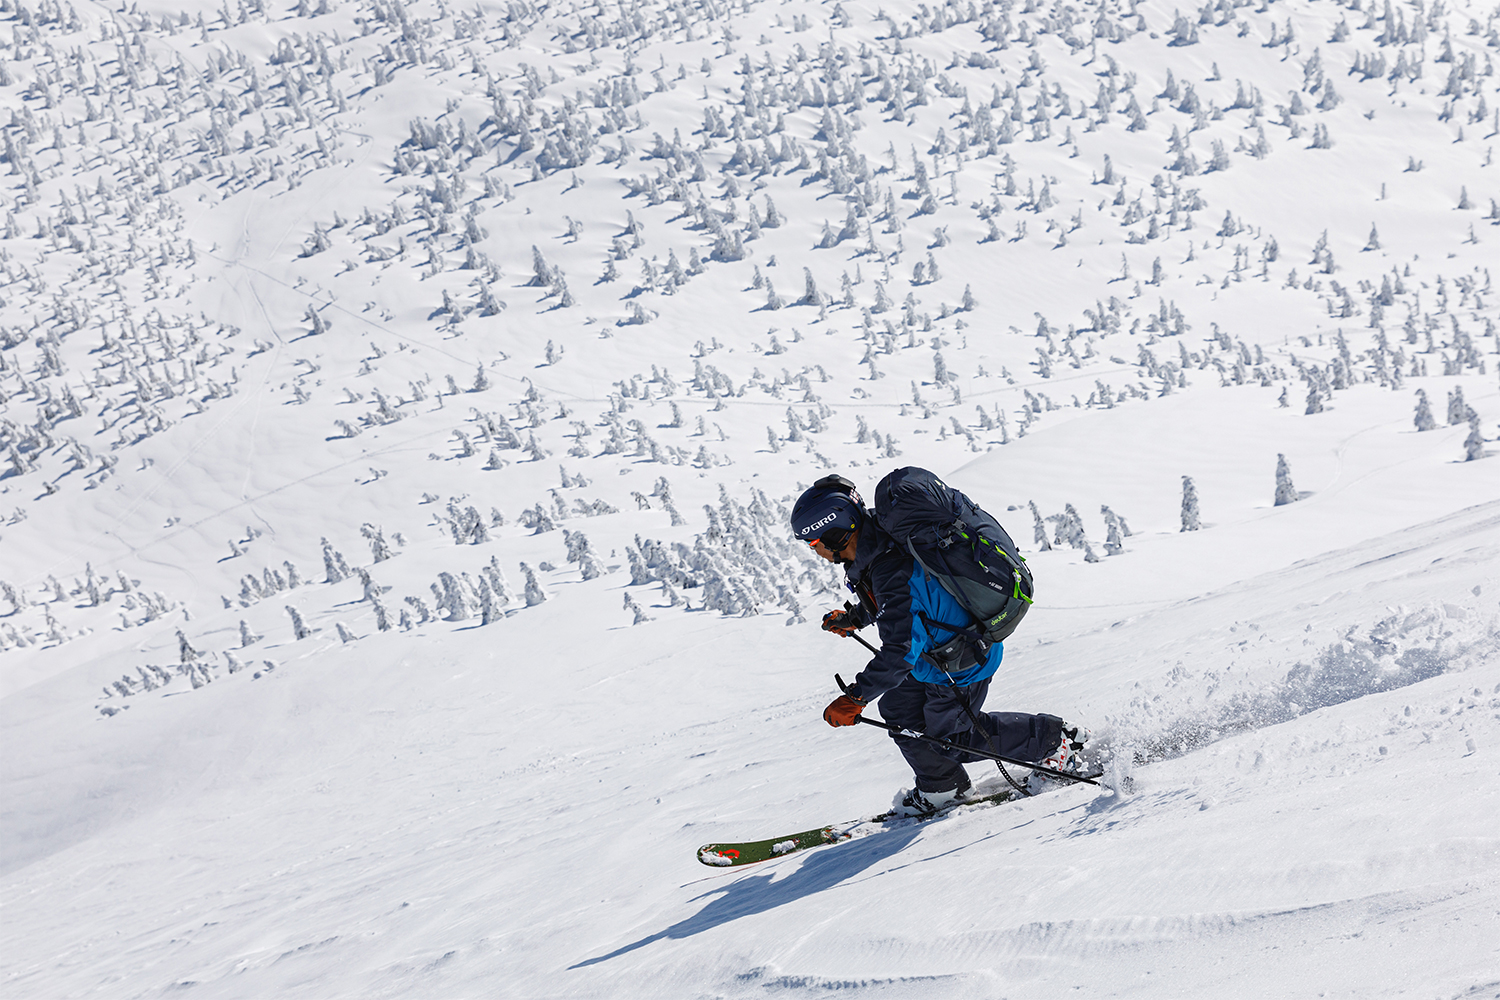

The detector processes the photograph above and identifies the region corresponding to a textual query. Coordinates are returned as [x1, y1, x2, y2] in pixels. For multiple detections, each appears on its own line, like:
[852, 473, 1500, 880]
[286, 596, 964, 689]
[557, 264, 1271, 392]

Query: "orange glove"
[823, 693, 867, 727]
[821, 608, 861, 637]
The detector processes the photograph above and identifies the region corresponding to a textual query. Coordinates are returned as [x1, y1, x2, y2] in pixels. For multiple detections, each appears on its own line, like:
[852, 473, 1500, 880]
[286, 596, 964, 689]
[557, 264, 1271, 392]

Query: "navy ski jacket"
[842, 516, 1004, 703]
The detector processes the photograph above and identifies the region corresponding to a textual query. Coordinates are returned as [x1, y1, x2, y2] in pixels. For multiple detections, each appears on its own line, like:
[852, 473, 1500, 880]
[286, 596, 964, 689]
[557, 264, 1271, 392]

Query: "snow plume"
[1108, 602, 1500, 769]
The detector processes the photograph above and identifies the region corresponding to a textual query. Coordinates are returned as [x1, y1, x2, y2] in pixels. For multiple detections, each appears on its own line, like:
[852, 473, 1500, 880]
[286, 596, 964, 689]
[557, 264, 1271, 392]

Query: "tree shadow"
[569, 825, 922, 969]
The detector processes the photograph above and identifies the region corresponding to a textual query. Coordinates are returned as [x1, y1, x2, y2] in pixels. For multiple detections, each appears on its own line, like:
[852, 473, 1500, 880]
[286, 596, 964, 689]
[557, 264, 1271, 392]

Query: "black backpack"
[873, 467, 1035, 646]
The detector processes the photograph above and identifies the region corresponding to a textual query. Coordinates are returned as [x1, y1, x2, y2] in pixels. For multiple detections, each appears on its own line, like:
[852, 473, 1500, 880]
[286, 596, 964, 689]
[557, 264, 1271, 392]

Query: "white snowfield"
[1, 0, 1497, 995]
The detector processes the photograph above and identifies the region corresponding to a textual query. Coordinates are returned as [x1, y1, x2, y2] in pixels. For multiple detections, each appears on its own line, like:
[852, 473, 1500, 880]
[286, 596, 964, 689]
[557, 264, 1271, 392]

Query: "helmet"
[790, 475, 864, 548]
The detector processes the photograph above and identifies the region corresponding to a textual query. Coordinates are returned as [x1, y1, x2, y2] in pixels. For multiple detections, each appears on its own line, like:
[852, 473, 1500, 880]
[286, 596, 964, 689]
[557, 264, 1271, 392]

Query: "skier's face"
[810, 529, 858, 565]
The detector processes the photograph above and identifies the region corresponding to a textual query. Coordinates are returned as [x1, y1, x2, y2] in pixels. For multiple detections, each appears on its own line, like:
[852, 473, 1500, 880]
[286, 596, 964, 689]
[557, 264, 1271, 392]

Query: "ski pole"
[836, 635, 1097, 788]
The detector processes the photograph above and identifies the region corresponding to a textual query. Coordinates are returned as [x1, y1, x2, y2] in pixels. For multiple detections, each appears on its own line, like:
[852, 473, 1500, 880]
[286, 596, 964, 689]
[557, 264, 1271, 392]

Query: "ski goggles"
[809, 527, 855, 552]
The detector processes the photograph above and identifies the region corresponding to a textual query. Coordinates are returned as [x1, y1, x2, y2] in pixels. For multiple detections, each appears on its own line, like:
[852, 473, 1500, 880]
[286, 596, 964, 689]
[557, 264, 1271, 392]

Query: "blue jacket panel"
[843, 519, 1003, 702]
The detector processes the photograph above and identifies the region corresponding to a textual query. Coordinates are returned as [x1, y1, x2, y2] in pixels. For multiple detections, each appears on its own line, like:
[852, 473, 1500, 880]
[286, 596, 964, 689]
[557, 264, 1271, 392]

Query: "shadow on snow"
[569, 826, 924, 969]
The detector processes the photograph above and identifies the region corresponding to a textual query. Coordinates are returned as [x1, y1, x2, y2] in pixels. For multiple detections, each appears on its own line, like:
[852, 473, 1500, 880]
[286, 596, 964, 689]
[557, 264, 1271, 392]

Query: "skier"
[791, 474, 1090, 815]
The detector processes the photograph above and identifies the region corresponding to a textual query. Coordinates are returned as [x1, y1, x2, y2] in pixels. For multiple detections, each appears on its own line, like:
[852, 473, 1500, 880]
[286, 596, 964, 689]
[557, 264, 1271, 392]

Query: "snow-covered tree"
[1029, 501, 1052, 551]
[1051, 504, 1088, 549]
[1447, 386, 1469, 425]
[239, 620, 261, 647]
[321, 537, 348, 583]
[176, 630, 200, 663]
[1181, 476, 1202, 531]
[372, 596, 393, 632]
[285, 605, 312, 640]
[623, 592, 653, 624]
[520, 562, 548, 607]
[1102, 507, 1126, 555]
[1274, 454, 1299, 506]
[1413, 389, 1437, 431]
[362, 523, 393, 562]
[436, 573, 471, 621]
[1464, 415, 1486, 462]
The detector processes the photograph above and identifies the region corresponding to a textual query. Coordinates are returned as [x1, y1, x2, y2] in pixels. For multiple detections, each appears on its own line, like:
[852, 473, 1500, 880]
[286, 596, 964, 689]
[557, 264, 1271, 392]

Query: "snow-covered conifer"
[321, 537, 348, 583]
[239, 620, 261, 647]
[436, 572, 471, 621]
[177, 629, 200, 662]
[362, 523, 392, 562]
[1101, 506, 1127, 555]
[483, 557, 515, 607]
[1028, 501, 1053, 551]
[800, 268, 821, 305]
[1053, 504, 1088, 549]
[662, 581, 682, 607]
[372, 595, 392, 631]
[477, 579, 500, 625]
[1273, 454, 1300, 506]
[285, 605, 312, 639]
[624, 592, 653, 624]
[1413, 389, 1437, 431]
[625, 545, 653, 586]
[336, 622, 357, 643]
[354, 568, 381, 603]
[520, 562, 549, 607]
[1181, 476, 1201, 531]
[404, 595, 432, 624]
[528, 245, 554, 286]
[1464, 415, 1486, 462]
[1447, 386, 1468, 425]
[1, 582, 26, 614]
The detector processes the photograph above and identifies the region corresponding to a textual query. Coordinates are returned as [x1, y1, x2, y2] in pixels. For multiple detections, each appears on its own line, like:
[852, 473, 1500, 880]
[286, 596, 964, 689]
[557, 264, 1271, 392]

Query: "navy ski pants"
[877, 674, 1064, 793]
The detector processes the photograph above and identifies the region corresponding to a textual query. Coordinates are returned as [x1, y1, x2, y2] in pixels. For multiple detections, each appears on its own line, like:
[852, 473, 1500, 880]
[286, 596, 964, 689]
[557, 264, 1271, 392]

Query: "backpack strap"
[917, 610, 989, 647]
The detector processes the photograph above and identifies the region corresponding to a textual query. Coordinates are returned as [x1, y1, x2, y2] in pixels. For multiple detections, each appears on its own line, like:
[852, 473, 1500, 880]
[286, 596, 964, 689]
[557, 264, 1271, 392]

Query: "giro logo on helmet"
[802, 511, 841, 536]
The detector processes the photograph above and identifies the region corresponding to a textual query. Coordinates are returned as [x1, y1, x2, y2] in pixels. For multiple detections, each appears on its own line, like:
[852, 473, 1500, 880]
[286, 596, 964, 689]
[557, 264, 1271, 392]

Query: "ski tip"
[697, 846, 740, 867]
[696, 827, 844, 867]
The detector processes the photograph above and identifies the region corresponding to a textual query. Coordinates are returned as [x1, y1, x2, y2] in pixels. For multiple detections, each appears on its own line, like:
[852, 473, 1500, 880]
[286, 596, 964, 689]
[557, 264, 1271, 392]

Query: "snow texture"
[1, 0, 1499, 996]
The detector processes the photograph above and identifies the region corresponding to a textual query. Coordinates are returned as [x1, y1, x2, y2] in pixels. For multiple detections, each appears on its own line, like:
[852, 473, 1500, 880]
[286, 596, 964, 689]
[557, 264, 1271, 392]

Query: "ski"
[697, 825, 846, 867]
[696, 788, 1019, 868]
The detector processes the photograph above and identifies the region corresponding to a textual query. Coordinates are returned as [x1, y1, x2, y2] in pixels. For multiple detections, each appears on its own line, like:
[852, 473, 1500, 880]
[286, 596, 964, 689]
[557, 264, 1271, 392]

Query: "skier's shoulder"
[852, 521, 907, 574]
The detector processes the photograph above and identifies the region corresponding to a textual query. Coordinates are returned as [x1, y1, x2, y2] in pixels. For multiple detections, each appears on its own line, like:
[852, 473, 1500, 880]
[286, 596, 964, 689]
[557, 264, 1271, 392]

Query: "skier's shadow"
[569, 827, 922, 968]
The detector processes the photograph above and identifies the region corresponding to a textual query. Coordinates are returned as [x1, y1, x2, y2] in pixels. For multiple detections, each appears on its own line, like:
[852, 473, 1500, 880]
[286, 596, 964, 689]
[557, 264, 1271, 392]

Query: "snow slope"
[2, 0, 1498, 995]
